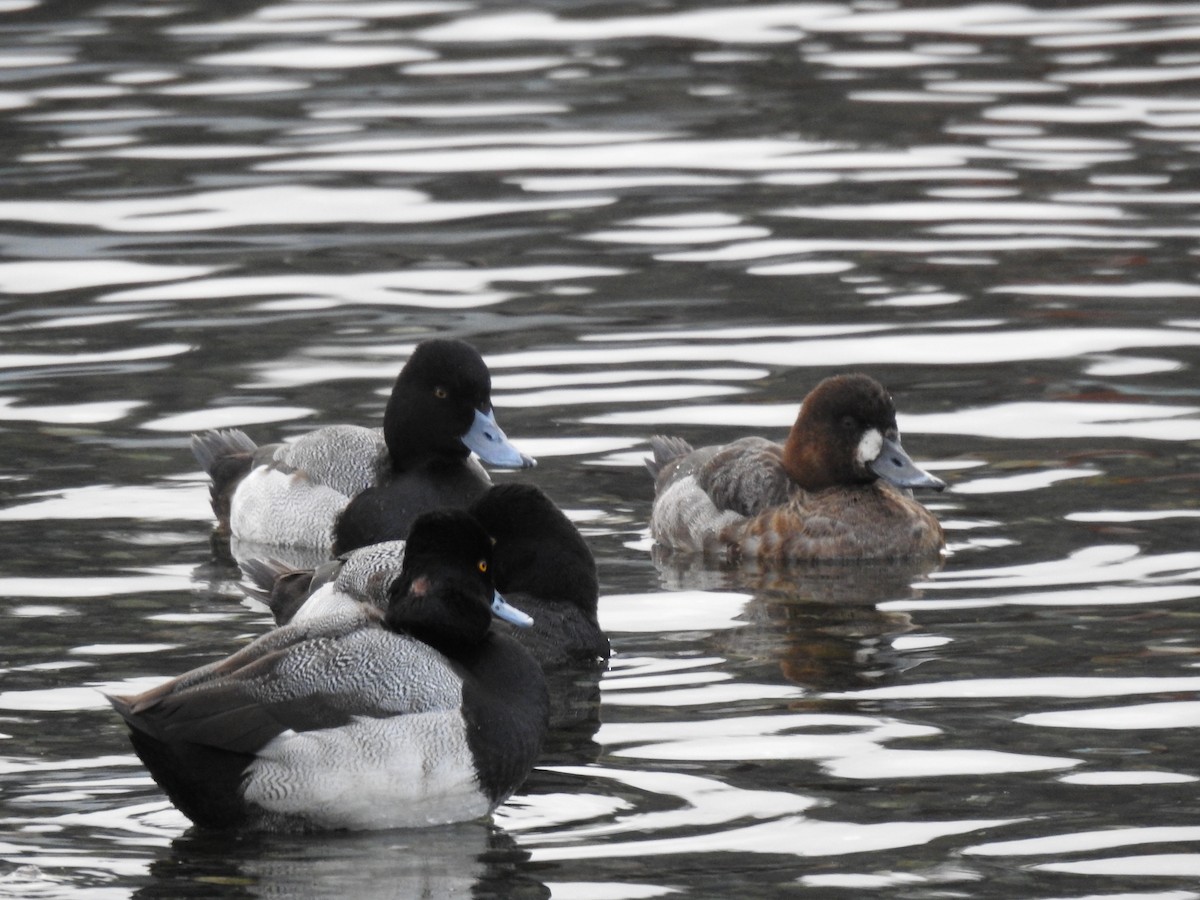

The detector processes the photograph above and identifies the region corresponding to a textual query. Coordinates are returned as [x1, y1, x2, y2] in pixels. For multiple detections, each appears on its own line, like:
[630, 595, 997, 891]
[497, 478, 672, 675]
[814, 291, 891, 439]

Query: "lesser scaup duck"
[192, 339, 534, 553]
[646, 373, 946, 562]
[247, 484, 609, 671]
[107, 510, 549, 832]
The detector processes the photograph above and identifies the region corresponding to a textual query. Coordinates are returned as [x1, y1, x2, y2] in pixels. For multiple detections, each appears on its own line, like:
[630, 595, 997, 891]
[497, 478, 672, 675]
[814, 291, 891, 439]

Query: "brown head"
[781, 373, 945, 493]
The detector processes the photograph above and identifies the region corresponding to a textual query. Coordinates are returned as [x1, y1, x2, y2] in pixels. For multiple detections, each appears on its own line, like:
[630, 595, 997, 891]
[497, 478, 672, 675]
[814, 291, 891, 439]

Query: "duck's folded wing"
[694, 437, 794, 517]
[267, 425, 388, 496]
[108, 620, 461, 757]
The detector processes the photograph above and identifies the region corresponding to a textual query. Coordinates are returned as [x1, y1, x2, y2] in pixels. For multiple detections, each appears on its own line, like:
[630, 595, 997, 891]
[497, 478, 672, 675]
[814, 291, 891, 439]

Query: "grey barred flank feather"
[268, 425, 389, 499]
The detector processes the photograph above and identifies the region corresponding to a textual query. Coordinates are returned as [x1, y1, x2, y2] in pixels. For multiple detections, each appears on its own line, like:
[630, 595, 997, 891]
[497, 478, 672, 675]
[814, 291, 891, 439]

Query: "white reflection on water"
[0, 260, 217, 293]
[921, 546, 1200, 592]
[0, 186, 610, 233]
[827, 677, 1200, 702]
[824, 748, 1076, 780]
[777, 200, 1125, 220]
[512, 327, 1200, 375]
[196, 45, 435, 69]
[590, 386, 1200, 443]
[1018, 699, 1200, 730]
[100, 263, 620, 306]
[952, 468, 1095, 494]
[141, 405, 313, 432]
[598, 591, 752, 633]
[0, 484, 211, 522]
[0, 566, 194, 597]
[0, 344, 190, 370]
[600, 712, 933, 757]
[967, 825, 1200, 858]
[598, 709, 1076, 777]
[312, 101, 570, 119]
[518, 760, 1013, 861]
[261, 136, 843, 174]
[1037, 855, 1200, 877]
[158, 77, 310, 95]
[1061, 771, 1198, 785]
[0, 399, 142, 425]
[878, 543, 1200, 611]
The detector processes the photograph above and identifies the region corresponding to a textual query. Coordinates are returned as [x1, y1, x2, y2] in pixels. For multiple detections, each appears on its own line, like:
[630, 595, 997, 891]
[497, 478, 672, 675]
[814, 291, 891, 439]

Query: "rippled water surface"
[3, 0, 1200, 897]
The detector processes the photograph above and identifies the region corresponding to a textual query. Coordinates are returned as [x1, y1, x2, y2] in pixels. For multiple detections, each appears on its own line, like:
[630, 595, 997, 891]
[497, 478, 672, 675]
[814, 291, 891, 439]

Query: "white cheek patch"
[855, 428, 883, 466]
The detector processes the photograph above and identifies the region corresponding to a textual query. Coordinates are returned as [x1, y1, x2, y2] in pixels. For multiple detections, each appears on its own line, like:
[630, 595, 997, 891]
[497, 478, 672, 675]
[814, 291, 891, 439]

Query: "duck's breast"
[728, 483, 944, 561]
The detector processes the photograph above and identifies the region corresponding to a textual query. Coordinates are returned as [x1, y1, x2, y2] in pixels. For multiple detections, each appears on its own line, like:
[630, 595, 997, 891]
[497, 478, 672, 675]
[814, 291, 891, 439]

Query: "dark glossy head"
[383, 339, 492, 467]
[382, 339, 533, 471]
[468, 483, 599, 616]
[783, 373, 945, 493]
[385, 509, 523, 653]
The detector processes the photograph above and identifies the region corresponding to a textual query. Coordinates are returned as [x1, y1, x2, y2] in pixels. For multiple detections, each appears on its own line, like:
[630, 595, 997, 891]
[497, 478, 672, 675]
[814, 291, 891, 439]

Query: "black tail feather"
[191, 429, 257, 528]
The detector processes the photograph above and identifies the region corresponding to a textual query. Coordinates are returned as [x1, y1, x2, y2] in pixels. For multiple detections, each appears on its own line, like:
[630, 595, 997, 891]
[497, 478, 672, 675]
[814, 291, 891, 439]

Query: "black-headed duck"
[107, 510, 548, 832]
[192, 339, 534, 554]
[247, 483, 609, 671]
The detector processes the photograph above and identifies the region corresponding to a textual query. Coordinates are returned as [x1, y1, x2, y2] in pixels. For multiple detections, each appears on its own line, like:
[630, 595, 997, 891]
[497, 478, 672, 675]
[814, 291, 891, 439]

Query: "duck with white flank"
[107, 510, 548, 832]
[193, 339, 534, 555]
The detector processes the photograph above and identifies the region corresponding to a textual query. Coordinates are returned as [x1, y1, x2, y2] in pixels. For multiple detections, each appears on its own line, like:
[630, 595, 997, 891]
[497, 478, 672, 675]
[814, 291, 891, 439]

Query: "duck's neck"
[383, 394, 470, 471]
[782, 424, 873, 493]
[386, 587, 489, 658]
[495, 543, 598, 620]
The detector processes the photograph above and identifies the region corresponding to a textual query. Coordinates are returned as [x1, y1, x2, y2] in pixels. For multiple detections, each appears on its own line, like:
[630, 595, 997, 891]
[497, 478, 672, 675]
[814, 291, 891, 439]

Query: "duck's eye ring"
[477, 559, 488, 573]
[434, 386, 449, 399]
[840, 415, 857, 431]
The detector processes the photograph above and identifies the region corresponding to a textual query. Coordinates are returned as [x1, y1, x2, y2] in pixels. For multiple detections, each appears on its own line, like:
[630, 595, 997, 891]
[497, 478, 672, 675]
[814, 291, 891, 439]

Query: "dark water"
[3, 0, 1200, 896]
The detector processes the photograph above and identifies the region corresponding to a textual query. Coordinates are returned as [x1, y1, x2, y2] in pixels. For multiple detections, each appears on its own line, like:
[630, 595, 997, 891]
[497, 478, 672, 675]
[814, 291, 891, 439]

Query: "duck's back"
[493, 591, 608, 671]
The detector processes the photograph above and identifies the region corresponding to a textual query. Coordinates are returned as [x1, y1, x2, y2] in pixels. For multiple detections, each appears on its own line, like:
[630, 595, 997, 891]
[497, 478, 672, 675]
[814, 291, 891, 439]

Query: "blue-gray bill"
[462, 408, 536, 469]
[869, 437, 946, 491]
[491, 591, 534, 628]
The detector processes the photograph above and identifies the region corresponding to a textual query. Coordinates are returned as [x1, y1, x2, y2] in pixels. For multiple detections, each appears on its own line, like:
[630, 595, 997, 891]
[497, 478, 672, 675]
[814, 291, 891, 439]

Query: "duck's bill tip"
[491, 592, 534, 628]
[463, 409, 535, 469]
[870, 437, 947, 492]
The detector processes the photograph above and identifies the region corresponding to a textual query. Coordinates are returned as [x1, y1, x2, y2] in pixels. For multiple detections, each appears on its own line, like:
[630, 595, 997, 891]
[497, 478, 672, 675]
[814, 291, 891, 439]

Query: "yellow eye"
[434, 387, 448, 399]
[477, 559, 488, 573]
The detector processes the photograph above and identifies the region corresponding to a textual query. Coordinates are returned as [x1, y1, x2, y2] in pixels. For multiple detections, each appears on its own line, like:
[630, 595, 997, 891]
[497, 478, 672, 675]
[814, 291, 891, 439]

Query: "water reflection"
[133, 825, 547, 900]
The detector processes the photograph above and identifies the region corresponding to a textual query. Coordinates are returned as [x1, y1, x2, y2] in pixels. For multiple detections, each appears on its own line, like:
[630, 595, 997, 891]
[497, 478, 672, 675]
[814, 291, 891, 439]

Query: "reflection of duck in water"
[655, 552, 941, 693]
[647, 374, 946, 562]
[193, 339, 534, 569]
[108, 511, 548, 832]
[135, 822, 547, 900]
[245, 484, 609, 755]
